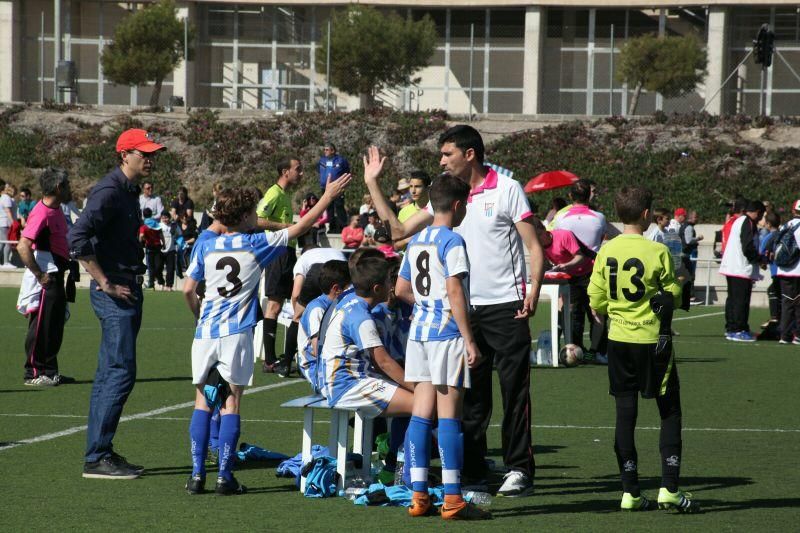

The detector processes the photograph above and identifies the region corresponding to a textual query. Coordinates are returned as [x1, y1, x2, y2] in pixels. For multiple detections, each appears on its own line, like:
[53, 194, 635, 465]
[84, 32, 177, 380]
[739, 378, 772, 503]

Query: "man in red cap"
[69, 128, 165, 479]
[668, 207, 687, 233]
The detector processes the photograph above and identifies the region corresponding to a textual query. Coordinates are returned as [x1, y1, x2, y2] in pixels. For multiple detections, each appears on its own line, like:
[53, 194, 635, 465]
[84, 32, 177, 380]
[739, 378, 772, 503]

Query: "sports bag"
[773, 221, 800, 268]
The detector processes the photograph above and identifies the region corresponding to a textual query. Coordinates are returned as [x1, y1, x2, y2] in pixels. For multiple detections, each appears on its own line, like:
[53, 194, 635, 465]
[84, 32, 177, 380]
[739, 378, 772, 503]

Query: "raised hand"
[362, 145, 387, 184]
[323, 173, 352, 199]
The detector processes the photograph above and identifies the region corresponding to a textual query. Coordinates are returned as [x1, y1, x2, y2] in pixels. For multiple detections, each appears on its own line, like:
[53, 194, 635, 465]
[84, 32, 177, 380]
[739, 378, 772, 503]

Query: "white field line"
[0, 380, 303, 452]
[1, 413, 796, 434]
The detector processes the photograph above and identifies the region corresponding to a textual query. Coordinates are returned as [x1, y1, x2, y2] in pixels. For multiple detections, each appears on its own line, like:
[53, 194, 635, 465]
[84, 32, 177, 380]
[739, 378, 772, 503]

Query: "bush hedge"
[0, 104, 797, 222]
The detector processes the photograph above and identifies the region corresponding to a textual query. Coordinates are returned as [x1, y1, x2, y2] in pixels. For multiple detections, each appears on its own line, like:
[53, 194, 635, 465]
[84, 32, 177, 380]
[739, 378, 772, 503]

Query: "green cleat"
[620, 492, 652, 511]
[657, 488, 700, 513]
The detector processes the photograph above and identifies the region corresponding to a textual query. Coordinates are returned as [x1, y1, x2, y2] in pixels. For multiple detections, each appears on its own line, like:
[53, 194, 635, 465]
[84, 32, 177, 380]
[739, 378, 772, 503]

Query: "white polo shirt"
[293, 247, 346, 278]
[428, 168, 533, 306]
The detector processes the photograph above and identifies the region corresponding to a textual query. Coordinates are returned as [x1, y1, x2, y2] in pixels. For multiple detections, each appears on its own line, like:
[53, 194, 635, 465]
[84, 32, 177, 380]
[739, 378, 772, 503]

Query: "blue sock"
[209, 409, 221, 451]
[407, 415, 432, 492]
[438, 418, 463, 496]
[384, 417, 410, 471]
[189, 409, 212, 477]
[217, 414, 241, 481]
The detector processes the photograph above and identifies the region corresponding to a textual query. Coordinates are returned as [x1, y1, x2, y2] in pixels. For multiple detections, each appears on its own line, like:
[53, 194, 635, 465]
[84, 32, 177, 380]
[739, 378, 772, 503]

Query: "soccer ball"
[558, 344, 583, 367]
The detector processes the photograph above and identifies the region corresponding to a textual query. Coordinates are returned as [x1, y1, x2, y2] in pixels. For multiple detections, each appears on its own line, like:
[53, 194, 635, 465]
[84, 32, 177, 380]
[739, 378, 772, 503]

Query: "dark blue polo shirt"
[317, 154, 350, 190]
[69, 167, 145, 275]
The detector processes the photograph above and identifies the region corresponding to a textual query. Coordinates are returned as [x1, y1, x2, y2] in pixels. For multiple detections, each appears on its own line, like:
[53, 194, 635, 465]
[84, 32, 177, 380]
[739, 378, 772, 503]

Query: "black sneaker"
[53, 374, 76, 385]
[215, 475, 247, 495]
[185, 474, 206, 495]
[108, 452, 145, 474]
[275, 360, 292, 378]
[83, 455, 141, 480]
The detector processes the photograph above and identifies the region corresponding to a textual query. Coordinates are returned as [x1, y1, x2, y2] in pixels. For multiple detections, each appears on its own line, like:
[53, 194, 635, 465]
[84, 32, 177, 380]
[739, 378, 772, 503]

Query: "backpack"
[773, 222, 800, 268]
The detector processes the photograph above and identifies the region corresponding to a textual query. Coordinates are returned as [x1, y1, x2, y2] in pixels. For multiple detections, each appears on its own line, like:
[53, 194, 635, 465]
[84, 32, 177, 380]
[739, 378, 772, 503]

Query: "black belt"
[107, 272, 145, 285]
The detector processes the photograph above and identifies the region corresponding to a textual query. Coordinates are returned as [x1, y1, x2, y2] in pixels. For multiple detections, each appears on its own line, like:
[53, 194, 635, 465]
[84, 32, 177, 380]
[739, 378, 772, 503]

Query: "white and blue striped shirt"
[187, 230, 288, 339]
[399, 225, 470, 342]
[320, 291, 385, 406]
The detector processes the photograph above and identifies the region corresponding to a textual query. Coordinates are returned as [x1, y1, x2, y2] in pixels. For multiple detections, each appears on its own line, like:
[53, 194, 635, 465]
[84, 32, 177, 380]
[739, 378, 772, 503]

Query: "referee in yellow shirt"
[257, 158, 303, 374]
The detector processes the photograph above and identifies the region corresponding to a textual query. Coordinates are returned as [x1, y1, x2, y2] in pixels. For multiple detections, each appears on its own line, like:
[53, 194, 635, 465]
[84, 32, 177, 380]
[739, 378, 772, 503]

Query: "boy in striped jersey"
[297, 260, 350, 392]
[395, 174, 491, 520]
[182, 176, 350, 495]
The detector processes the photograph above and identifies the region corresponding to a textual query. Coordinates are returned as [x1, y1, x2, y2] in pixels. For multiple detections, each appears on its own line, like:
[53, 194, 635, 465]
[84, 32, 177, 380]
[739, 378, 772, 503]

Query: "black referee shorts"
[607, 338, 679, 399]
[262, 247, 297, 300]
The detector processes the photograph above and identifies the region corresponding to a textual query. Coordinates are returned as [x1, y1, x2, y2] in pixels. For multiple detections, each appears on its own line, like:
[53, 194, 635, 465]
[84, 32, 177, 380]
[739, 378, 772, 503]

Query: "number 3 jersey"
[587, 234, 681, 344]
[399, 225, 470, 342]
[186, 230, 289, 339]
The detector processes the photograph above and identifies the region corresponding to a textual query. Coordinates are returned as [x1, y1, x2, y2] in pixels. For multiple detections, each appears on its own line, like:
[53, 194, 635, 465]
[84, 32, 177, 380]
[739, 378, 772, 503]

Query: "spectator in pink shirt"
[15, 168, 75, 386]
[533, 219, 599, 355]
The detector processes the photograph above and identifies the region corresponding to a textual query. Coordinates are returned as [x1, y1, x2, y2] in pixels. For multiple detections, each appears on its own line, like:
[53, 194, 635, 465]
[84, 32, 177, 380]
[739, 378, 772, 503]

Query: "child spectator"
[364, 211, 379, 245]
[646, 208, 670, 244]
[181, 177, 351, 496]
[759, 211, 781, 329]
[341, 215, 364, 249]
[159, 210, 181, 291]
[395, 173, 491, 520]
[139, 207, 164, 289]
[588, 186, 698, 513]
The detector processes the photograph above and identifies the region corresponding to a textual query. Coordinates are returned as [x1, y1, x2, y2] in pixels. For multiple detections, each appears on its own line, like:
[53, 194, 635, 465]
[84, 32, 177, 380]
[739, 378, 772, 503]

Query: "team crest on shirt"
[484, 202, 495, 217]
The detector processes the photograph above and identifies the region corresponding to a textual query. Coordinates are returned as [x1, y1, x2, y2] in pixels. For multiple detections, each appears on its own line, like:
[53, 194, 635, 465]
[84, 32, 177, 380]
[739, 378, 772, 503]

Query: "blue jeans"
[85, 281, 143, 463]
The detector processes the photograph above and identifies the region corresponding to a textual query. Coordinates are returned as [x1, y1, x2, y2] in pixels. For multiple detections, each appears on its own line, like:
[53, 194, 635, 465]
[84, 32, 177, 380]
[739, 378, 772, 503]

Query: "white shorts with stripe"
[330, 377, 398, 419]
[191, 329, 255, 387]
[404, 337, 471, 388]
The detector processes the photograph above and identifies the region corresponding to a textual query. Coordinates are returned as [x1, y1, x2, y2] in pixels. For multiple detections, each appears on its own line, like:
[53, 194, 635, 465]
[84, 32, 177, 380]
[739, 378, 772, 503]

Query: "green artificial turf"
[0, 288, 797, 531]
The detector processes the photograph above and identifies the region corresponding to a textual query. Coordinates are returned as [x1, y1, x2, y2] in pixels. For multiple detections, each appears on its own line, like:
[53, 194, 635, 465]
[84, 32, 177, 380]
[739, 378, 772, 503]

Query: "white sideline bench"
[281, 393, 374, 493]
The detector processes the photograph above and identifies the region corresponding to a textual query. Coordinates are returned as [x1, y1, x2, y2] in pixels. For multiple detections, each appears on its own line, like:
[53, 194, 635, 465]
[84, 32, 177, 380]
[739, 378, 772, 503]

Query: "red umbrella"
[524, 170, 579, 193]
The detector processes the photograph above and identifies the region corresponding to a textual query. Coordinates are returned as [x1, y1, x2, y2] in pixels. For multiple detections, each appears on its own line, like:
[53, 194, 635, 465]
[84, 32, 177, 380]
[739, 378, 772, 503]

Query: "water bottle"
[394, 447, 405, 486]
[344, 486, 368, 501]
[462, 490, 492, 506]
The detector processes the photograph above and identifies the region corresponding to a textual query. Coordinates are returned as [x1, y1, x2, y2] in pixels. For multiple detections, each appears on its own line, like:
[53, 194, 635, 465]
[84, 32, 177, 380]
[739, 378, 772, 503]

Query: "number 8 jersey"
[186, 230, 289, 339]
[399, 225, 470, 342]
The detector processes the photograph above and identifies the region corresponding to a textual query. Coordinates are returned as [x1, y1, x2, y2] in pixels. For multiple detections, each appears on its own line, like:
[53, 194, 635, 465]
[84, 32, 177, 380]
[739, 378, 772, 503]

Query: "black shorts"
[262, 247, 297, 300]
[297, 263, 324, 307]
[607, 338, 679, 399]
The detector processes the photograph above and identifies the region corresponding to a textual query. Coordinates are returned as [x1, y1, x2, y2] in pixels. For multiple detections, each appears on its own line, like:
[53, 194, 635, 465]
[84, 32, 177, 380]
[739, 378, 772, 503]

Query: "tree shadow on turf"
[676, 357, 726, 364]
[0, 389, 43, 393]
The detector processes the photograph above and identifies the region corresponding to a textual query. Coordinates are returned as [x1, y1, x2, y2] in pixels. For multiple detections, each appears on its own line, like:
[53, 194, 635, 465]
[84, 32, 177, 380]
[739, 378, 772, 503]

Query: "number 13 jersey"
[399, 225, 470, 342]
[187, 230, 289, 339]
[588, 234, 681, 344]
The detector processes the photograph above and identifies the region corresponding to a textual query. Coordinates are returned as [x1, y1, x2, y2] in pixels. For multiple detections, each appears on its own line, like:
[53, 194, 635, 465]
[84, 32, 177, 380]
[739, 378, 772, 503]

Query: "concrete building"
[1, 1, 799, 116]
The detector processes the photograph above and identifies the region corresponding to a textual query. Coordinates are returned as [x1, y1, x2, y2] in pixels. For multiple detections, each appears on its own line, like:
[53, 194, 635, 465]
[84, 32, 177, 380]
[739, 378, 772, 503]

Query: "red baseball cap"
[674, 208, 687, 217]
[116, 129, 165, 153]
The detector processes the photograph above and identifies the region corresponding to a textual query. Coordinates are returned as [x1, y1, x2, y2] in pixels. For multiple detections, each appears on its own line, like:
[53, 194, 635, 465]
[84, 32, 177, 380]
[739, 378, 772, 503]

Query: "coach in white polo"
[363, 125, 544, 496]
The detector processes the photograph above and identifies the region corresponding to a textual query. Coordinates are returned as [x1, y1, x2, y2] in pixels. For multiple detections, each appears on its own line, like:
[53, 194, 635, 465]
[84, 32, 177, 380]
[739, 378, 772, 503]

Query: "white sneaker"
[497, 470, 533, 497]
[0, 263, 16, 270]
